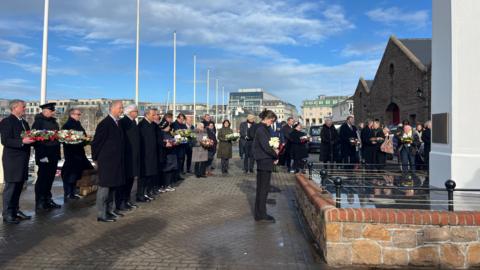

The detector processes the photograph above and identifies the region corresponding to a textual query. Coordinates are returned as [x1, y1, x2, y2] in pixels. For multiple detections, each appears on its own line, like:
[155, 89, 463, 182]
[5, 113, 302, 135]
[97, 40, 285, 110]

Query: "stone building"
[301, 95, 349, 126]
[353, 36, 431, 126]
[331, 98, 354, 124]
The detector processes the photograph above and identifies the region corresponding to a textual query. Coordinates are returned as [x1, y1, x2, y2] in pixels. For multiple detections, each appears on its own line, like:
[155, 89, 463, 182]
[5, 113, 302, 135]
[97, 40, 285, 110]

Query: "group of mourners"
[0, 99, 240, 224]
[317, 116, 431, 175]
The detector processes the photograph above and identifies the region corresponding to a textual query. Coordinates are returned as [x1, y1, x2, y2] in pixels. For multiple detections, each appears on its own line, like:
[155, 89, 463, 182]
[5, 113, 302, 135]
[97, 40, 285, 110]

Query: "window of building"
[389, 63, 395, 78]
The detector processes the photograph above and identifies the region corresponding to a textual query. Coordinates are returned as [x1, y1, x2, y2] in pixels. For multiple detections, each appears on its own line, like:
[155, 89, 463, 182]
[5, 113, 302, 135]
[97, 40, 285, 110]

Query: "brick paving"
[0, 158, 327, 270]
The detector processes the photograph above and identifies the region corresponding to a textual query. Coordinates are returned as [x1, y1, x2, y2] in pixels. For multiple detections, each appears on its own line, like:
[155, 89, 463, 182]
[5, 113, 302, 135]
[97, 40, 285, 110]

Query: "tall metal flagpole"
[135, 0, 140, 105]
[222, 86, 225, 119]
[215, 79, 219, 124]
[206, 69, 210, 115]
[193, 55, 197, 125]
[40, 0, 50, 105]
[173, 31, 177, 117]
[166, 91, 170, 112]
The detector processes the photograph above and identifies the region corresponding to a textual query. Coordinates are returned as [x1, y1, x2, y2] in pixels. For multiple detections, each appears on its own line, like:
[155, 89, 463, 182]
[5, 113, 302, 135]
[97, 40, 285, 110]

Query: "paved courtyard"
[0, 159, 327, 270]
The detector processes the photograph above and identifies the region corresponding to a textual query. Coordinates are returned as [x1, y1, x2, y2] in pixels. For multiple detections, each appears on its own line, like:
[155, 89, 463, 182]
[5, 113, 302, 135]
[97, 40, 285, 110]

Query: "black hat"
[159, 118, 170, 129]
[39, 102, 56, 111]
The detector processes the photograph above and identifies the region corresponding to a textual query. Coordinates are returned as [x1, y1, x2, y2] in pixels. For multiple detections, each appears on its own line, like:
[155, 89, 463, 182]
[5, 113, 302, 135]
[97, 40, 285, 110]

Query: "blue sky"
[0, 0, 432, 108]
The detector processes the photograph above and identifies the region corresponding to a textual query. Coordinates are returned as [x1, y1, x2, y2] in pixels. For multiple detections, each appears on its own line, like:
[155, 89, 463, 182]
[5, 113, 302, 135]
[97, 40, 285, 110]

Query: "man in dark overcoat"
[339, 116, 359, 169]
[91, 100, 126, 222]
[240, 114, 256, 173]
[32, 102, 61, 210]
[137, 108, 159, 202]
[0, 100, 35, 224]
[171, 113, 187, 181]
[280, 117, 294, 172]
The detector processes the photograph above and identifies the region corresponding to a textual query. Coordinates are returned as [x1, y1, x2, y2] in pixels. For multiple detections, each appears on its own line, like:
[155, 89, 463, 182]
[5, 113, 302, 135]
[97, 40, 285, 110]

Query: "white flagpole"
[166, 91, 170, 112]
[222, 86, 225, 119]
[193, 55, 197, 125]
[40, 0, 50, 105]
[135, 0, 140, 105]
[173, 31, 177, 117]
[215, 79, 219, 124]
[206, 69, 210, 115]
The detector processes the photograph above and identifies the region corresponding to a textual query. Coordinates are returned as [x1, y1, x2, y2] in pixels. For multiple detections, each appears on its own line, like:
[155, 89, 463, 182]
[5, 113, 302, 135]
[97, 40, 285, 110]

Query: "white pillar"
[193, 55, 197, 125]
[206, 69, 210, 115]
[173, 31, 177, 117]
[40, 0, 49, 105]
[222, 86, 225, 120]
[431, 0, 480, 209]
[215, 79, 219, 124]
[135, 0, 140, 105]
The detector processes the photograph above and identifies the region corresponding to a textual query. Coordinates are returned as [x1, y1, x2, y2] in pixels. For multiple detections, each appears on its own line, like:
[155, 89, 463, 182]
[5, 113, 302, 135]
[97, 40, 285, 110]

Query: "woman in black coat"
[206, 122, 217, 176]
[252, 110, 278, 223]
[158, 119, 177, 192]
[61, 111, 93, 200]
[289, 122, 309, 173]
[320, 119, 339, 168]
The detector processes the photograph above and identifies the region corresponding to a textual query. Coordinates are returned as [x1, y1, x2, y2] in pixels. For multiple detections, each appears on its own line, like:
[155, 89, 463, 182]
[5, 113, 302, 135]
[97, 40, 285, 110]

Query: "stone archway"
[385, 102, 400, 125]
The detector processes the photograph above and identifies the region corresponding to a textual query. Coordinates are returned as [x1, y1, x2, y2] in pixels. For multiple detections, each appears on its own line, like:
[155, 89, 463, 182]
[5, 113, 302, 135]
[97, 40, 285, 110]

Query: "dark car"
[307, 125, 322, 153]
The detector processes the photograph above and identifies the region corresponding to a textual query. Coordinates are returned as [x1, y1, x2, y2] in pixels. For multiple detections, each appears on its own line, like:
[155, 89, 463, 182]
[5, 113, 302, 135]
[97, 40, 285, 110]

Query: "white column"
[206, 69, 210, 114]
[135, 0, 140, 105]
[193, 55, 197, 125]
[173, 31, 177, 117]
[215, 79, 219, 124]
[40, 0, 50, 105]
[222, 86, 225, 119]
[431, 0, 480, 209]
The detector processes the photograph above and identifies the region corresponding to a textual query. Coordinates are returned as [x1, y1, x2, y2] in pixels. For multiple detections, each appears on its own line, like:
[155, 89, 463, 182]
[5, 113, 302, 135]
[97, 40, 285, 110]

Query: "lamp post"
[215, 79, 219, 124]
[40, 0, 50, 105]
[135, 0, 140, 105]
[173, 31, 177, 117]
[193, 55, 197, 125]
[207, 69, 210, 114]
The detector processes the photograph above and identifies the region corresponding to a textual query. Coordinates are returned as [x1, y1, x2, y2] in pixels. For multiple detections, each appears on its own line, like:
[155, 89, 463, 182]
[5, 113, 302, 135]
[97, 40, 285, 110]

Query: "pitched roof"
[398, 38, 432, 66]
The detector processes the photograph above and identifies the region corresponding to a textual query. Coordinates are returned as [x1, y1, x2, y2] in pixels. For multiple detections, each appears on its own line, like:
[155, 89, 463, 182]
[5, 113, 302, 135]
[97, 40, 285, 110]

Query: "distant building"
[301, 95, 349, 126]
[331, 98, 354, 124]
[353, 36, 431, 126]
[262, 100, 298, 122]
[0, 99, 10, 118]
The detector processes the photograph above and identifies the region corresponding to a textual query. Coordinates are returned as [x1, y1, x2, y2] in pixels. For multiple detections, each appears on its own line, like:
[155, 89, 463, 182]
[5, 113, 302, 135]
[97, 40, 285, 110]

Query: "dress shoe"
[112, 210, 125, 217]
[178, 176, 185, 181]
[36, 203, 51, 211]
[255, 215, 276, 223]
[3, 216, 20, 224]
[47, 200, 61, 209]
[107, 212, 120, 219]
[97, 217, 116, 222]
[144, 195, 154, 201]
[136, 197, 148, 203]
[127, 202, 138, 208]
[16, 211, 32, 220]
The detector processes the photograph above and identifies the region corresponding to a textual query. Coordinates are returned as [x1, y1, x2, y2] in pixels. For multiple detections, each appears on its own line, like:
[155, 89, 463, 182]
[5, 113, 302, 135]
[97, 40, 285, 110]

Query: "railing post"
[333, 177, 342, 208]
[320, 169, 328, 187]
[308, 162, 314, 180]
[445, 179, 456, 212]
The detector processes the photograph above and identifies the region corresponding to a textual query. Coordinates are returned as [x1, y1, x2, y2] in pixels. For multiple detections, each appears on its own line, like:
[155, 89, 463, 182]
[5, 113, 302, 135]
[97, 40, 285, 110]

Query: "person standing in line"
[320, 118, 339, 169]
[32, 102, 62, 211]
[361, 119, 375, 169]
[206, 122, 217, 176]
[217, 119, 233, 175]
[253, 110, 278, 223]
[91, 100, 126, 222]
[289, 122, 309, 173]
[397, 124, 421, 176]
[370, 120, 386, 171]
[116, 104, 140, 211]
[137, 108, 159, 202]
[192, 123, 208, 178]
[158, 119, 177, 192]
[185, 116, 195, 174]
[240, 114, 256, 174]
[421, 121, 432, 170]
[280, 117, 294, 173]
[339, 116, 358, 169]
[0, 100, 35, 224]
[172, 113, 188, 181]
[61, 108, 93, 201]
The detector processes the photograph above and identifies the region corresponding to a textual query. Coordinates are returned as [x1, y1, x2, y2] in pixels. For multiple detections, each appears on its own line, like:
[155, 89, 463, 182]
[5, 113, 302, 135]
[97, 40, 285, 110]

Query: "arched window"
[389, 63, 395, 78]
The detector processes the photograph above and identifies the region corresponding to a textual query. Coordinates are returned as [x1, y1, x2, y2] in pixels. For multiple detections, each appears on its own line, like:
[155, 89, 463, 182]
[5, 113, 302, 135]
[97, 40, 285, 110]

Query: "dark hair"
[222, 119, 231, 127]
[346, 115, 354, 121]
[164, 113, 173, 119]
[402, 119, 410, 125]
[292, 122, 301, 129]
[159, 119, 170, 129]
[287, 117, 294, 121]
[259, 109, 277, 121]
[177, 113, 186, 119]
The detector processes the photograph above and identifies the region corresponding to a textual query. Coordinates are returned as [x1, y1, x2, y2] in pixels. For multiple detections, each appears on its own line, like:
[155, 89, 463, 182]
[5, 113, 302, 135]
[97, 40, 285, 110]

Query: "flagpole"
[215, 79, 219, 124]
[222, 86, 225, 120]
[193, 55, 196, 126]
[40, 0, 50, 105]
[173, 31, 177, 117]
[206, 69, 210, 115]
[135, 0, 140, 105]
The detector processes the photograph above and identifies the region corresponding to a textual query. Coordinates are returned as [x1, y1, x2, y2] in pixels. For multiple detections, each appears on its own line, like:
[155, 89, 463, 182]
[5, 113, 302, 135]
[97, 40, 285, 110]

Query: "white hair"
[9, 99, 25, 110]
[124, 104, 137, 114]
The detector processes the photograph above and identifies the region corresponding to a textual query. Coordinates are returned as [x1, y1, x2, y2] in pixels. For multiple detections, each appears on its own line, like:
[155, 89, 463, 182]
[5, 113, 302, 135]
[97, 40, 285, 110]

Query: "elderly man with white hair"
[116, 104, 141, 211]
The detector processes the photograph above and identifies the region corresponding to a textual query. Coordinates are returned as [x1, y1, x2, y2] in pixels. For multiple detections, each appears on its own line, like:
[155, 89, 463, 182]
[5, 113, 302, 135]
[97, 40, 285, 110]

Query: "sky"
[0, 0, 432, 109]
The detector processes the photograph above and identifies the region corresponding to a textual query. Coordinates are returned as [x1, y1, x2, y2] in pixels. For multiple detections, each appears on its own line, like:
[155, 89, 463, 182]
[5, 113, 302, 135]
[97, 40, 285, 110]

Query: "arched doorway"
[385, 103, 400, 125]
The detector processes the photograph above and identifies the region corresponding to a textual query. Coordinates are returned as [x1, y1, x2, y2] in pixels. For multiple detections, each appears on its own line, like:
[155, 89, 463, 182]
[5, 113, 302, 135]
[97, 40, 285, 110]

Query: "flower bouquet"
[57, 130, 89, 144]
[349, 137, 360, 146]
[300, 135, 310, 144]
[269, 137, 280, 150]
[173, 129, 196, 141]
[21, 129, 57, 142]
[174, 134, 189, 145]
[401, 135, 413, 146]
[200, 137, 214, 149]
[225, 132, 240, 142]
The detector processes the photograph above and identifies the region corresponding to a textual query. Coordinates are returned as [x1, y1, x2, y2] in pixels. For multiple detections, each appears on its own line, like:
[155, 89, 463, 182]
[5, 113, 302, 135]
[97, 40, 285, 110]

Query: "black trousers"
[35, 160, 58, 203]
[62, 173, 79, 197]
[243, 141, 255, 172]
[96, 186, 115, 219]
[194, 161, 207, 177]
[293, 159, 306, 173]
[185, 146, 193, 172]
[255, 170, 272, 220]
[161, 171, 175, 187]
[2, 181, 24, 218]
[221, 158, 229, 173]
[239, 139, 245, 158]
[115, 176, 135, 208]
[136, 175, 155, 199]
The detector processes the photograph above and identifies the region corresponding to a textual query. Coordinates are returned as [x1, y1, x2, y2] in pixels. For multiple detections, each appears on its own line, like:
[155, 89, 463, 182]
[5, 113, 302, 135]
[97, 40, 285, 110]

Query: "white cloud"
[366, 7, 429, 28]
[0, 78, 37, 99]
[340, 43, 385, 58]
[64, 45, 92, 53]
[0, 39, 31, 59]
[1, 60, 79, 76]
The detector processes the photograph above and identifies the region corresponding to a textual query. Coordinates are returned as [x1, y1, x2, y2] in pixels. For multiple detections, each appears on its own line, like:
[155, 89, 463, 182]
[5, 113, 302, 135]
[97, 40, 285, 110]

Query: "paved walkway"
[0, 159, 326, 270]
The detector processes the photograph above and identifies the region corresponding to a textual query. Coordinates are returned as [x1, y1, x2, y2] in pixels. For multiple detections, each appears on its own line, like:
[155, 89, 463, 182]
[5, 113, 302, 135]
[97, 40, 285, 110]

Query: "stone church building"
[353, 36, 431, 126]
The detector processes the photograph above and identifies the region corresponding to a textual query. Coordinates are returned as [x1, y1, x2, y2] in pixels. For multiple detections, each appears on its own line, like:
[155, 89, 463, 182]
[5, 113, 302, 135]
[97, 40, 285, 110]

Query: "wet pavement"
[0, 158, 326, 270]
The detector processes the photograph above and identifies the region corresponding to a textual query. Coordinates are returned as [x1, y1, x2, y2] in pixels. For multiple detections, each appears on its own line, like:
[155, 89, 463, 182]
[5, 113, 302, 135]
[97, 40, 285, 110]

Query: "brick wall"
[295, 174, 480, 268]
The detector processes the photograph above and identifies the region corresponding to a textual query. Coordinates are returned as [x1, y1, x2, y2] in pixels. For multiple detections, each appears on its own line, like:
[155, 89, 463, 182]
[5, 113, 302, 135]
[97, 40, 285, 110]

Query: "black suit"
[240, 121, 256, 172]
[421, 128, 431, 170]
[138, 119, 158, 198]
[0, 115, 31, 219]
[172, 121, 187, 179]
[32, 113, 61, 206]
[253, 123, 277, 220]
[185, 124, 194, 173]
[339, 123, 358, 167]
[117, 116, 140, 208]
[91, 115, 125, 219]
[280, 124, 293, 170]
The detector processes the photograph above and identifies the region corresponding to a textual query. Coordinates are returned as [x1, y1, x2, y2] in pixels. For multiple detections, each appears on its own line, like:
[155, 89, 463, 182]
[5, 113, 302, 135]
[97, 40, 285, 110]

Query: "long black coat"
[253, 123, 277, 171]
[119, 116, 141, 178]
[61, 118, 93, 180]
[339, 123, 357, 158]
[32, 113, 61, 163]
[207, 127, 217, 159]
[91, 116, 125, 187]
[289, 129, 309, 160]
[138, 119, 158, 177]
[320, 124, 339, 162]
[0, 115, 31, 183]
[421, 128, 431, 156]
[172, 120, 187, 158]
[159, 130, 178, 172]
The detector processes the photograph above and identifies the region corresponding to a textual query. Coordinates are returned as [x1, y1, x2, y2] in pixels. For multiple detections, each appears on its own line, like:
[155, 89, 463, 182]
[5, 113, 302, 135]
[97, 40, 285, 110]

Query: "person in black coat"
[370, 120, 386, 171]
[253, 110, 278, 223]
[206, 121, 218, 176]
[339, 116, 358, 169]
[158, 119, 178, 191]
[0, 100, 35, 224]
[280, 117, 294, 171]
[137, 108, 159, 202]
[289, 122, 309, 173]
[185, 116, 195, 173]
[320, 119, 339, 168]
[32, 102, 62, 210]
[240, 114, 256, 173]
[172, 113, 188, 182]
[116, 105, 141, 211]
[421, 121, 431, 170]
[91, 101, 126, 222]
[61, 109, 93, 201]
[361, 120, 375, 169]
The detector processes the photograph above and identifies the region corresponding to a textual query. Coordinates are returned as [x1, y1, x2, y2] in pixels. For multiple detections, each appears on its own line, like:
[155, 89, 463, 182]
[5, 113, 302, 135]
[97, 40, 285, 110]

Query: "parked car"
[307, 125, 322, 153]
